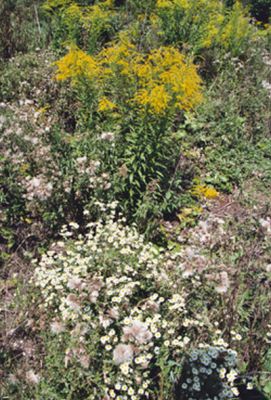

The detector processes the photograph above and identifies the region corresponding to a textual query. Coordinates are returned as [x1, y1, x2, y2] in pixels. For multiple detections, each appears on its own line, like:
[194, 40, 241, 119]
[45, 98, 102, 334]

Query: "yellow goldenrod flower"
[54, 47, 101, 83]
[191, 184, 219, 199]
[54, 41, 202, 115]
[132, 47, 202, 114]
[98, 97, 117, 112]
[134, 85, 170, 114]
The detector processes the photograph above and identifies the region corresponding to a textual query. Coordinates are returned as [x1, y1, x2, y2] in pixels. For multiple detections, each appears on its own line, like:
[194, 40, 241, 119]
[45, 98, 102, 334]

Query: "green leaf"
[263, 382, 271, 395]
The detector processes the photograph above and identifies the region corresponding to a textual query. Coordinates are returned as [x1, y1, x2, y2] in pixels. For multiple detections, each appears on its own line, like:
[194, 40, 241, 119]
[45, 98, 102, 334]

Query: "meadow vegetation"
[0, 1, 270, 399]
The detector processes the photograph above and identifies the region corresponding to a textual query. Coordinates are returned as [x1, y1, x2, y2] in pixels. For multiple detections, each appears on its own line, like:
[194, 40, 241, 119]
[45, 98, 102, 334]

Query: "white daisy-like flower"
[231, 387, 239, 396]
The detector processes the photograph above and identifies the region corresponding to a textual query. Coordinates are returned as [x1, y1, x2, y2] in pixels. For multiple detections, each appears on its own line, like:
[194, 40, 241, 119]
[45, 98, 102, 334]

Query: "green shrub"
[177, 45, 271, 191]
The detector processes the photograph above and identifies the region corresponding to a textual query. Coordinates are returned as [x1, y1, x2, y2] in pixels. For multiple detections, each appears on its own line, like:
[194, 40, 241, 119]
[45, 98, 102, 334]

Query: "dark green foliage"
[244, 0, 270, 23]
[0, 0, 49, 59]
[179, 48, 271, 192]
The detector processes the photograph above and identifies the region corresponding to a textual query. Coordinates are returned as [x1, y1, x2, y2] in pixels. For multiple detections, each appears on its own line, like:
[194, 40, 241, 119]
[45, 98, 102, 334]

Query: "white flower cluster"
[33, 203, 235, 399]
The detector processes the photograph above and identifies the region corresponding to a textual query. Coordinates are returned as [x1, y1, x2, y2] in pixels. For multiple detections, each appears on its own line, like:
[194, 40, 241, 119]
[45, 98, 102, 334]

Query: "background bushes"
[0, 0, 50, 59]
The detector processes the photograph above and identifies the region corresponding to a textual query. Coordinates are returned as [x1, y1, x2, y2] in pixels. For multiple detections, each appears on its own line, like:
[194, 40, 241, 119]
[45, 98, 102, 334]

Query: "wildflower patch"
[32, 202, 243, 399]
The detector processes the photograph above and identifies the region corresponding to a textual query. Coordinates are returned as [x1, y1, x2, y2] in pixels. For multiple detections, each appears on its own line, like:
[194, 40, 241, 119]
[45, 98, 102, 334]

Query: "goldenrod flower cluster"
[55, 41, 202, 115]
[54, 46, 101, 82]
[156, 0, 263, 53]
[132, 47, 202, 113]
[50, 0, 268, 118]
[191, 184, 220, 200]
